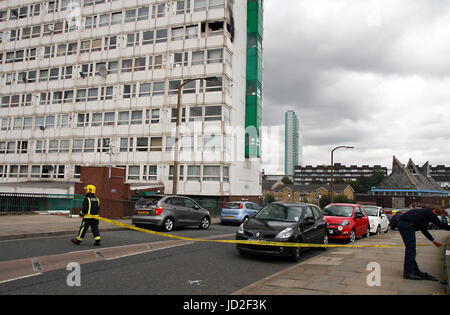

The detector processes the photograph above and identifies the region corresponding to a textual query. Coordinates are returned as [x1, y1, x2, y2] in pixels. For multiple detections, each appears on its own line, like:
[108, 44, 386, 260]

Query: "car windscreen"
[254, 204, 303, 222]
[135, 196, 163, 207]
[224, 202, 241, 209]
[322, 205, 354, 217]
[363, 206, 379, 216]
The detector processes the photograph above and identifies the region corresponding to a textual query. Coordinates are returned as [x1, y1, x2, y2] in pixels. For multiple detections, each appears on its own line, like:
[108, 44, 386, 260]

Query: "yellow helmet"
[86, 185, 96, 194]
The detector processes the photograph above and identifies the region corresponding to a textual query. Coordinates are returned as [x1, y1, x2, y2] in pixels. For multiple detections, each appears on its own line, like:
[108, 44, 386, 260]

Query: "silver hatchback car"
[132, 195, 211, 231]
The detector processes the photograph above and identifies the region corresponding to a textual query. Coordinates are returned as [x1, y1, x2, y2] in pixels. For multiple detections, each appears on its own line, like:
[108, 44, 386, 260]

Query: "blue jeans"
[398, 221, 420, 275]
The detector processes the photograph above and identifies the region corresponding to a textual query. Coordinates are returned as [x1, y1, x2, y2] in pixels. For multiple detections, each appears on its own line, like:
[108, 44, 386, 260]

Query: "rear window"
[136, 196, 163, 207]
[224, 202, 241, 209]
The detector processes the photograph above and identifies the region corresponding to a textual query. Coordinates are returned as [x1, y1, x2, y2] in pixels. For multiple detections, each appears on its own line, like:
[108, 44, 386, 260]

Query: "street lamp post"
[330, 145, 354, 202]
[172, 77, 218, 195]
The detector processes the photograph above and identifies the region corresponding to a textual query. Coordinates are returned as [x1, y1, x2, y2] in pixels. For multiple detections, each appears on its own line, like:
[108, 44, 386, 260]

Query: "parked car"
[389, 209, 410, 230]
[236, 202, 328, 262]
[132, 195, 211, 231]
[220, 202, 263, 224]
[322, 203, 370, 243]
[361, 205, 390, 235]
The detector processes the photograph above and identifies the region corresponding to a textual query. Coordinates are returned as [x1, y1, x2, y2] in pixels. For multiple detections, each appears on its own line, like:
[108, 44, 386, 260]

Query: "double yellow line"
[85, 216, 447, 248]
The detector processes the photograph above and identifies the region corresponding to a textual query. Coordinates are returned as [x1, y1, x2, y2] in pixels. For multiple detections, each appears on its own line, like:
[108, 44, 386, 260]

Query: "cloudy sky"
[261, 0, 450, 174]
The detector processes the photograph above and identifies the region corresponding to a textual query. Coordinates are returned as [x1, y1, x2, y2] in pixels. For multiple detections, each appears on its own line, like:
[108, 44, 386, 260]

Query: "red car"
[322, 203, 370, 243]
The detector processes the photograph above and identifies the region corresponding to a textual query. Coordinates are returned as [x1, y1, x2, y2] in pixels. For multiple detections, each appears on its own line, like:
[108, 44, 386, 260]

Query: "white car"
[362, 205, 390, 235]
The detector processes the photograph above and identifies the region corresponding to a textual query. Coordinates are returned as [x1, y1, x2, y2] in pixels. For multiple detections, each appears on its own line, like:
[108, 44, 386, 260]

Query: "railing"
[0, 193, 85, 214]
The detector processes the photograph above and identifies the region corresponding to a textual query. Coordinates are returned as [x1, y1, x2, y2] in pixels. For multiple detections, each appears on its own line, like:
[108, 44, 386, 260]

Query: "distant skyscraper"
[285, 111, 301, 176]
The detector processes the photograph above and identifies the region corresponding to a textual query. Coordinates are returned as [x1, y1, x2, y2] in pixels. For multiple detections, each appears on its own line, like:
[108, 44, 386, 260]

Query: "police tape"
[84, 215, 448, 249]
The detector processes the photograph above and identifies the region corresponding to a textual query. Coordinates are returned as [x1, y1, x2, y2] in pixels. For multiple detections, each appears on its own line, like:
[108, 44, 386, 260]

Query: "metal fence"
[0, 193, 84, 214]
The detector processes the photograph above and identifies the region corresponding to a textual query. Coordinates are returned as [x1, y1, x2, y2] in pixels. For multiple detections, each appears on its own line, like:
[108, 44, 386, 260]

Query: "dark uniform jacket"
[399, 208, 450, 241]
[81, 193, 100, 217]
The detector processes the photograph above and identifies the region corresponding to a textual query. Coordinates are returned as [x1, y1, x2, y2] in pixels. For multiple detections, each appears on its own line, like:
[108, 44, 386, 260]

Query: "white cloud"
[262, 0, 450, 172]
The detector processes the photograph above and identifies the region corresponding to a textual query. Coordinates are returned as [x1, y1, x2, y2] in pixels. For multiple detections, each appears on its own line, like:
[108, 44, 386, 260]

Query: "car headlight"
[338, 226, 343, 231]
[237, 223, 244, 234]
[341, 220, 350, 227]
[275, 227, 293, 240]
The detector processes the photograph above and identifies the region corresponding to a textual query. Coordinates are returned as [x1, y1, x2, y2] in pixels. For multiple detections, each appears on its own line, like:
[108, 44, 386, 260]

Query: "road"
[0, 223, 323, 295]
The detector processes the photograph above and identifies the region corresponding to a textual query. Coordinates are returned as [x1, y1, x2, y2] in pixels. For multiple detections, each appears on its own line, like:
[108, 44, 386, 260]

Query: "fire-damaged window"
[201, 21, 224, 37]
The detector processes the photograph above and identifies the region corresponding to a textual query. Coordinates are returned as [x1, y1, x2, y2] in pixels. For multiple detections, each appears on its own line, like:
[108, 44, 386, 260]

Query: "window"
[97, 138, 110, 153]
[125, 9, 137, 22]
[194, 0, 206, 12]
[131, 110, 143, 124]
[189, 106, 203, 121]
[87, 88, 98, 101]
[172, 27, 184, 41]
[181, 136, 194, 151]
[111, 12, 122, 25]
[165, 136, 175, 151]
[150, 137, 162, 151]
[100, 86, 113, 100]
[105, 36, 117, 50]
[144, 165, 157, 181]
[126, 33, 139, 47]
[121, 59, 133, 72]
[185, 25, 198, 39]
[118, 111, 130, 125]
[123, 84, 136, 98]
[187, 165, 201, 181]
[77, 113, 89, 127]
[92, 113, 102, 126]
[156, 29, 168, 43]
[139, 83, 151, 97]
[207, 49, 223, 63]
[151, 109, 160, 123]
[68, 42, 78, 55]
[32, 26, 41, 38]
[223, 165, 229, 182]
[138, 7, 149, 20]
[192, 50, 205, 65]
[203, 166, 220, 181]
[103, 112, 115, 126]
[142, 31, 154, 45]
[169, 80, 181, 95]
[128, 166, 140, 180]
[153, 82, 165, 96]
[84, 139, 95, 152]
[136, 137, 148, 152]
[203, 135, 221, 152]
[76, 89, 87, 102]
[63, 90, 74, 103]
[120, 138, 133, 152]
[134, 57, 146, 71]
[204, 106, 221, 121]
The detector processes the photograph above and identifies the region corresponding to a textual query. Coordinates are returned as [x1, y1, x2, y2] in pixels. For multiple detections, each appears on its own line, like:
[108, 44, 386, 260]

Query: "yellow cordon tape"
[85, 216, 448, 249]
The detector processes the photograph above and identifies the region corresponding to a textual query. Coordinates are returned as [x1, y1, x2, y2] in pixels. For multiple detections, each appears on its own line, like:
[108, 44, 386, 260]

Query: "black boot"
[94, 240, 101, 246]
[71, 239, 81, 245]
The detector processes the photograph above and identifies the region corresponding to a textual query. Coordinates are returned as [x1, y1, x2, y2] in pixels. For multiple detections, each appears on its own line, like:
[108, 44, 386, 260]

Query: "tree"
[265, 193, 275, 204]
[319, 194, 331, 209]
[281, 176, 293, 185]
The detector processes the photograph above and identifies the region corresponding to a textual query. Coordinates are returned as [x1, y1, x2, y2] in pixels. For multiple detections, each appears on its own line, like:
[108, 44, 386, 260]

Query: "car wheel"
[376, 226, 381, 235]
[348, 230, 356, 243]
[320, 233, 328, 251]
[199, 216, 210, 230]
[289, 240, 302, 262]
[364, 227, 370, 238]
[162, 217, 175, 232]
[242, 216, 250, 223]
[385, 225, 390, 233]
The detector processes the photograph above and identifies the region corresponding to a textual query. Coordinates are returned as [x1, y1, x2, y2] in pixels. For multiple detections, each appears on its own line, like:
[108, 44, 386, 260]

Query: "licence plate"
[225, 216, 234, 219]
[138, 211, 149, 215]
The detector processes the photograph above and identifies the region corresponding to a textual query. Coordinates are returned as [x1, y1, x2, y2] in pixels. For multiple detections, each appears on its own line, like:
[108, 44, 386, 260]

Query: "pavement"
[0, 213, 449, 295]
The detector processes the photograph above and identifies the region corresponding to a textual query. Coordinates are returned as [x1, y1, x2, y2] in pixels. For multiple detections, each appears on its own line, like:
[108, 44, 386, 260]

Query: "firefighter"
[71, 184, 101, 246]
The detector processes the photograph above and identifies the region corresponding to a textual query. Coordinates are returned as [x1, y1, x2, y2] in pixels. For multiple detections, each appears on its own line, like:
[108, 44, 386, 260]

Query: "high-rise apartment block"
[0, 0, 263, 201]
[285, 110, 300, 176]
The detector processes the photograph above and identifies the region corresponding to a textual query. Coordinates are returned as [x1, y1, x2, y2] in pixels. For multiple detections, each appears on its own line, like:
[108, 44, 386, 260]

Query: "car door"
[312, 206, 327, 243]
[354, 206, 365, 236]
[380, 209, 389, 231]
[167, 197, 189, 226]
[247, 203, 260, 218]
[300, 206, 316, 243]
[184, 198, 203, 225]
